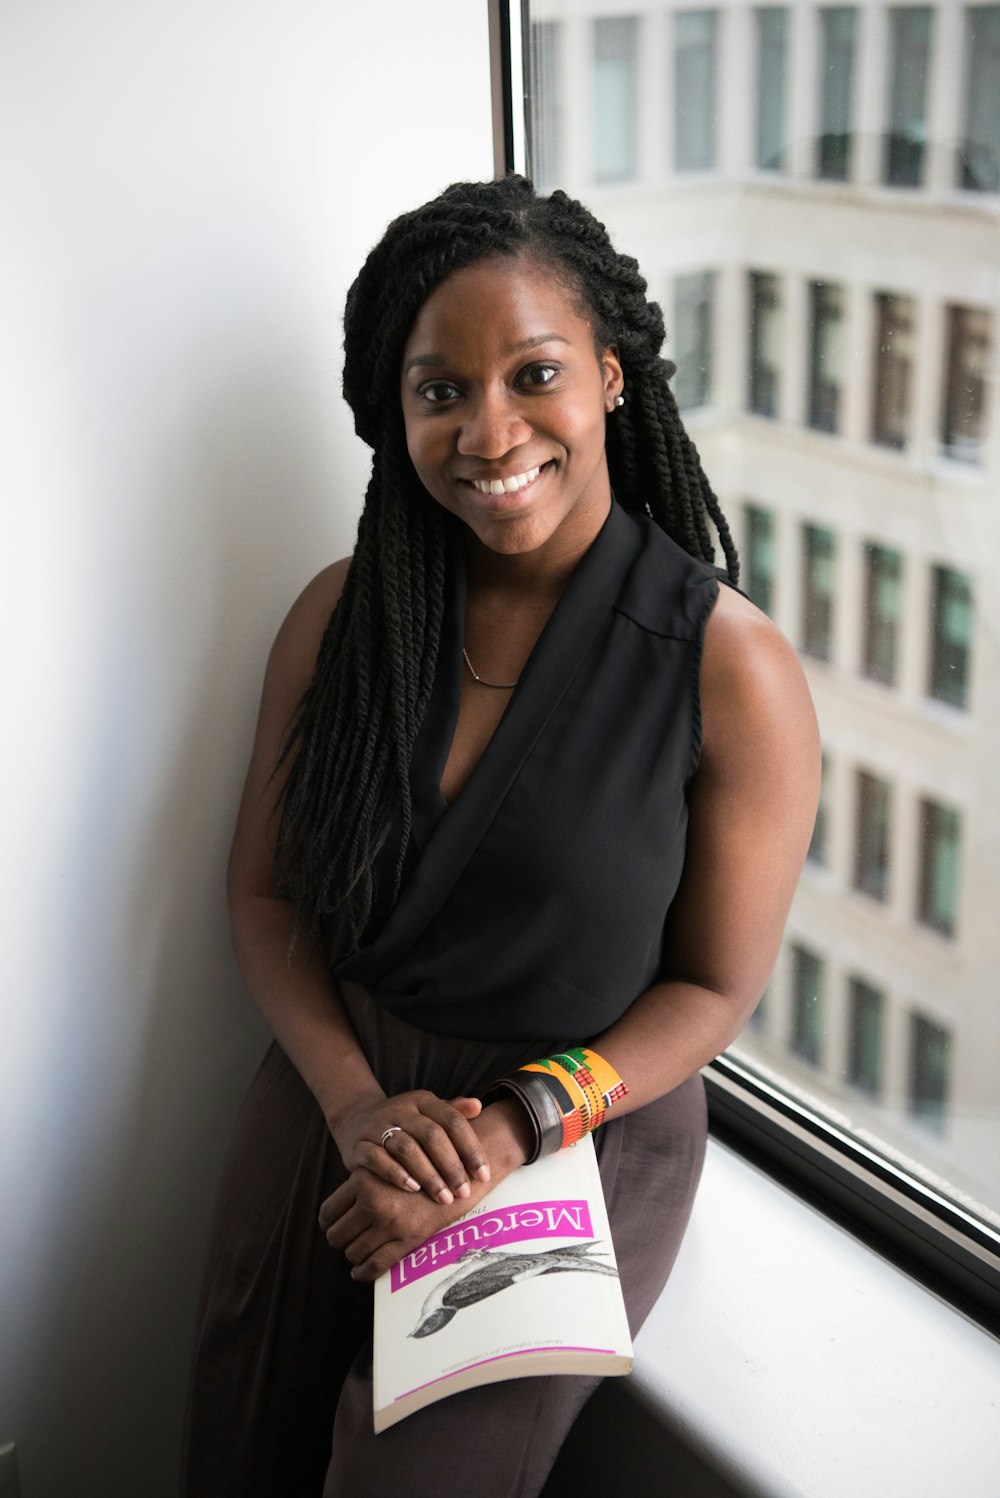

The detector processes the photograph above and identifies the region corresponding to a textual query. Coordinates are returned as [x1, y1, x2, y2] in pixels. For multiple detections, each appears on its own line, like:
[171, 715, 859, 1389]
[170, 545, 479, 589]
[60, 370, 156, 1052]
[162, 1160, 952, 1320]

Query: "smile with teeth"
[471, 465, 542, 495]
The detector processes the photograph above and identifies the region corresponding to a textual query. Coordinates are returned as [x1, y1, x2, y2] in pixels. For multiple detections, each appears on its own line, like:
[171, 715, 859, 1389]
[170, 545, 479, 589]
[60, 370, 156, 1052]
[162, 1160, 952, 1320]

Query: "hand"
[331, 1090, 490, 1206]
[319, 1166, 472, 1282]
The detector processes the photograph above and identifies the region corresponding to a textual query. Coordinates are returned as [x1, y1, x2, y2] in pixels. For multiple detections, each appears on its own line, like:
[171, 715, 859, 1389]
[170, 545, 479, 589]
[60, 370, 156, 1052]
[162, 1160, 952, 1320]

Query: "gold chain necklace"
[462, 647, 519, 690]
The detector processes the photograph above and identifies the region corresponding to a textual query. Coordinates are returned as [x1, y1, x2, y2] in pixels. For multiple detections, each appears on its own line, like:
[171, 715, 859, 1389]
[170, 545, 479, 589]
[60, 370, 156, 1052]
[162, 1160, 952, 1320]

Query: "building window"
[791, 945, 824, 1065]
[917, 800, 962, 937]
[755, 8, 788, 169]
[747, 271, 782, 417]
[807, 752, 830, 865]
[817, 7, 858, 180]
[807, 281, 845, 433]
[959, 5, 1000, 191]
[871, 293, 915, 449]
[675, 10, 718, 171]
[884, 8, 933, 187]
[801, 523, 836, 660]
[941, 305, 992, 463]
[908, 1013, 951, 1132]
[861, 543, 903, 686]
[848, 977, 885, 1097]
[528, 22, 562, 190]
[673, 270, 715, 410]
[593, 17, 639, 183]
[928, 565, 973, 709]
[743, 503, 775, 614]
[854, 770, 892, 902]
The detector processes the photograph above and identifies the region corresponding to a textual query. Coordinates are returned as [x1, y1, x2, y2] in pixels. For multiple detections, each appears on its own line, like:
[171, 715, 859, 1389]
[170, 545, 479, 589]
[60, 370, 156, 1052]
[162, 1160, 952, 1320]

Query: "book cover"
[373, 1135, 632, 1432]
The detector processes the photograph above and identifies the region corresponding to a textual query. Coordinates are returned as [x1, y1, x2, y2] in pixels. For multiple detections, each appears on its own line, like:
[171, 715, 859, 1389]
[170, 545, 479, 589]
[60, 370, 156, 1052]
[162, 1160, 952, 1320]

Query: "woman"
[183, 176, 819, 1497]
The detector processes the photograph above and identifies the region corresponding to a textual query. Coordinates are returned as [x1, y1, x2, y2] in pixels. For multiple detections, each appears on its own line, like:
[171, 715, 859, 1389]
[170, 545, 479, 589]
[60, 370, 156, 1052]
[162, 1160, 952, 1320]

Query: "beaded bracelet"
[487, 1046, 629, 1162]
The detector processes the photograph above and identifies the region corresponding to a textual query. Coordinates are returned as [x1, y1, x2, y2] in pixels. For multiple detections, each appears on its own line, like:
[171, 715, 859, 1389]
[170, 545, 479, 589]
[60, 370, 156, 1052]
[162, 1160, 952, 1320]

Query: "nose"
[456, 386, 531, 459]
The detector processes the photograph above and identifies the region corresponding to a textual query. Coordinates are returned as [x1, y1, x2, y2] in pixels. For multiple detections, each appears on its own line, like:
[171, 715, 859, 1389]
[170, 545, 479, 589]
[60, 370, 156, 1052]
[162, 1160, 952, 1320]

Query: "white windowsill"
[631, 1139, 1000, 1498]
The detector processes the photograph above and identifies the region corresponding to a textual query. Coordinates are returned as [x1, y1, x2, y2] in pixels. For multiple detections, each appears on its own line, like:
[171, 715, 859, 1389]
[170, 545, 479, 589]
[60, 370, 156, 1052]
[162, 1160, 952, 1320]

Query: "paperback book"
[373, 1134, 632, 1432]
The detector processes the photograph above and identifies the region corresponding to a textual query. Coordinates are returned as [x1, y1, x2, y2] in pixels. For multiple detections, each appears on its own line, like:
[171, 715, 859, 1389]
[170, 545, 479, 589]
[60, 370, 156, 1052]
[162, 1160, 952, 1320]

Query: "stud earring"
[614, 394, 624, 408]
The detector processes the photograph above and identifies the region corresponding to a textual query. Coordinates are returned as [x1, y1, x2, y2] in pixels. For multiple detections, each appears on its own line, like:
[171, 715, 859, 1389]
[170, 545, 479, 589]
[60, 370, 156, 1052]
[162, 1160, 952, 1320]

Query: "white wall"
[0, 5, 493, 1494]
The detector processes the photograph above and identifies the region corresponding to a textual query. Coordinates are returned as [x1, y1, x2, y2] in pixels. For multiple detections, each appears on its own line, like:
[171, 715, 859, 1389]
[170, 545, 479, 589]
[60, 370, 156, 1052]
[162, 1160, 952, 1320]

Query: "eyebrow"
[404, 333, 570, 375]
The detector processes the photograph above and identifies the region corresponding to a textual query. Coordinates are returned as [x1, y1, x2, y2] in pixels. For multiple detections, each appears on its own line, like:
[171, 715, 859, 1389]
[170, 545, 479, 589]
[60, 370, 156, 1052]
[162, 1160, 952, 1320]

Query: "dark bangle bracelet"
[484, 1075, 563, 1163]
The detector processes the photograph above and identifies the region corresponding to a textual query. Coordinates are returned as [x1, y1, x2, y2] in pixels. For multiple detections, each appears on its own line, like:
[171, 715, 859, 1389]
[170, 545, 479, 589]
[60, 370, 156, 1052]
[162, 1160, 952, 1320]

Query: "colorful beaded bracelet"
[487, 1046, 628, 1162]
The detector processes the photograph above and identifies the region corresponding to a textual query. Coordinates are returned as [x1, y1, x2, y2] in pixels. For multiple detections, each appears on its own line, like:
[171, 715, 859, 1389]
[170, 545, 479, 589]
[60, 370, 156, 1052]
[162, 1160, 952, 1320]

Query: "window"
[807, 752, 830, 865]
[528, 22, 561, 189]
[593, 17, 639, 183]
[816, 8, 857, 180]
[808, 282, 844, 433]
[908, 1013, 951, 1132]
[747, 271, 782, 417]
[871, 293, 915, 450]
[675, 10, 718, 171]
[861, 543, 903, 686]
[673, 271, 715, 410]
[791, 945, 824, 1065]
[743, 503, 775, 615]
[928, 566, 973, 709]
[755, 9, 788, 170]
[884, 8, 933, 187]
[959, 5, 1000, 191]
[801, 523, 836, 660]
[848, 978, 885, 1097]
[941, 305, 992, 463]
[854, 770, 892, 902]
[917, 800, 962, 937]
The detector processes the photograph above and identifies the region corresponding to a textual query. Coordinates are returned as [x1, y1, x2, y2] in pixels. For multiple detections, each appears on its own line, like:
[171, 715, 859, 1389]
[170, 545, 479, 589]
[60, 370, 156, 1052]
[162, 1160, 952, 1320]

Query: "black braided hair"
[274, 175, 739, 945]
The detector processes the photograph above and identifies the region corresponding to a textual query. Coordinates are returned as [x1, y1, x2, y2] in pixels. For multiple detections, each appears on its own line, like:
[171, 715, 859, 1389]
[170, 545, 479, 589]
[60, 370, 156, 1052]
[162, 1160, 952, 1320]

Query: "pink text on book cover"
[390, 1199, 594, 1291]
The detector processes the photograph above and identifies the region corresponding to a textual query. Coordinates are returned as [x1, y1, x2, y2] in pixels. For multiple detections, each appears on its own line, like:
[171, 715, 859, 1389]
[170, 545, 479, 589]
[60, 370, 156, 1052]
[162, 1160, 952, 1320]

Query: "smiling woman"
[181, 175, 819, 1498]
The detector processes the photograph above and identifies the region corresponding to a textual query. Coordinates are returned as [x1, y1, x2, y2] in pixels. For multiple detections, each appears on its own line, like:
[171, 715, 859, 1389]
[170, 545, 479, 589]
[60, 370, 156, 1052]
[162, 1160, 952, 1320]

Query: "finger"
[349, 1239, 406, 1282]
[318, 1179, 357, 1235]
[450, 1095, 483, 1119]
[413, 1099, 491, 1187]
[380, 1128, 458, 1206]
[324, 1202, 373, 1252]
[355, 1139, 422, 1194]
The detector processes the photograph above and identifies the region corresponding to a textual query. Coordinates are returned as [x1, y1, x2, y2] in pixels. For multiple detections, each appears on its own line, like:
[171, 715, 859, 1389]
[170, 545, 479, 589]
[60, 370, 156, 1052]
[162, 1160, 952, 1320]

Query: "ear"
[601, 347, 624, 413]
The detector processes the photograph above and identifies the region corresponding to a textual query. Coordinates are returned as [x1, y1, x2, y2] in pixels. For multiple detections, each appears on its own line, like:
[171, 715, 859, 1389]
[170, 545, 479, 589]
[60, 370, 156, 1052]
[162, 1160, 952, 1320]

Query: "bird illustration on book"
[409, 1241, 619, 1338]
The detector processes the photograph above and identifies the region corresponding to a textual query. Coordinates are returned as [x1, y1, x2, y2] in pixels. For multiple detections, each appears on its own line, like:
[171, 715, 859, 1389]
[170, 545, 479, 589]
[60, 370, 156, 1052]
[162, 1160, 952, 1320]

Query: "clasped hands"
[319, 1090, 493, 1283]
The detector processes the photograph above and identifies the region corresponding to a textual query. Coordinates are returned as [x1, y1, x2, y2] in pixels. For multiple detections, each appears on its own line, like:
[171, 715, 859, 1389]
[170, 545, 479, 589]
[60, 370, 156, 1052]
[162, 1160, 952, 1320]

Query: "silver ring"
[380, 1126, 404, 1149]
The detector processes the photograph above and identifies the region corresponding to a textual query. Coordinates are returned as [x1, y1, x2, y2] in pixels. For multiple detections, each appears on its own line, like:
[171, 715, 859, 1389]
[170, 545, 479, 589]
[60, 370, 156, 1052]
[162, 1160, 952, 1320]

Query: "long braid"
[275, 175, 739, 945]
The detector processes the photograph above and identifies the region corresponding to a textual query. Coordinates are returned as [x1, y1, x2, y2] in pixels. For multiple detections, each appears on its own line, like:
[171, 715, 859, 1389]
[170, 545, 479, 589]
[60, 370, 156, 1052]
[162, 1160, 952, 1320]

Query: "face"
[399, 254, 623, 561]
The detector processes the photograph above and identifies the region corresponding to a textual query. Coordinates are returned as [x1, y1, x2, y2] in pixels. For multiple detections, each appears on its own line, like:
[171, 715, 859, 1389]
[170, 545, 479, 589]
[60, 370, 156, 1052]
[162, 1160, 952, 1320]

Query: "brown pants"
[181, 986, 707, 1498]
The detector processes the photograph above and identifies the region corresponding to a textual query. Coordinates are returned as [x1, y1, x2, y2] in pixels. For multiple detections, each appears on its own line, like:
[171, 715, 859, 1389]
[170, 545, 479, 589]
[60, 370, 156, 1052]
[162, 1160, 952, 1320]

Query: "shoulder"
[267, 556, 352, 697]
[699, 586, 819, 779]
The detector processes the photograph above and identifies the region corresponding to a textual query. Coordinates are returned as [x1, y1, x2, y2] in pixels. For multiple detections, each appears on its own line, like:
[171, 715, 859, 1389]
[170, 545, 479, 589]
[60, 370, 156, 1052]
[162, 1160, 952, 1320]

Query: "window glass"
[743, 502, 775, 614]
[675, 10, 718, 170]
[523, 0, 1000, 1237]
[593, 17, 639, 182]
[885, 8, 933, 186]
[871, 292, 915, 449]
[674, 270, 715, 409]
[801, 523, 836, 660]
[755, 8, 788, 169]
[808, 282, 845, 433]
[941, 305, 992, 463]
[817, 7, 858, 179]
[854, 769, 893, 901]
[928, 565, 973, 709]
[747, 271, 782, 417]
[848, 977, 885, 1096]
[960, 5, 1000, 190]
[861, 543, 902, 685]
[917, 799, 962, 935]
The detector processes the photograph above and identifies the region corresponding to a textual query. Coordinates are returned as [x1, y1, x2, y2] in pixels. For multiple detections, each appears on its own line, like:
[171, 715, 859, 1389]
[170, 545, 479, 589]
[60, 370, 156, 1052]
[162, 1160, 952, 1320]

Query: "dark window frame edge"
[495, 1, 1000, 1343]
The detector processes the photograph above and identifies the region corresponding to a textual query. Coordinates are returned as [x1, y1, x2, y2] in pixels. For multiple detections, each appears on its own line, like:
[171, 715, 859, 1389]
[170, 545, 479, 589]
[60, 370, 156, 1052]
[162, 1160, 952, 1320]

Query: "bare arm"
[228, 560, 500, 1207]
[328, 585, 820, 1279]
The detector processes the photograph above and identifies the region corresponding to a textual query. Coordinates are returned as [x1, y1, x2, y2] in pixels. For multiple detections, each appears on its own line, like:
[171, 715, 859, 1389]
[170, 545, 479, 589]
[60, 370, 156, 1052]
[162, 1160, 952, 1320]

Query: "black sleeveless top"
[331, 500, 720, 1042]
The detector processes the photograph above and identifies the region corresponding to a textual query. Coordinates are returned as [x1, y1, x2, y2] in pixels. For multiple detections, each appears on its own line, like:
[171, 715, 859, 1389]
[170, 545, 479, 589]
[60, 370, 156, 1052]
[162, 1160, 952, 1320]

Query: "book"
[372, 1134, 632, 1432]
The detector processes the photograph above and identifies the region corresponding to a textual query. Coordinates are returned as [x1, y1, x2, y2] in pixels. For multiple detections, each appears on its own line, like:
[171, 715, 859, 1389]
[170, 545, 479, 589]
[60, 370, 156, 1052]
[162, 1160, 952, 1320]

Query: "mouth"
[467, 464, 544, 496]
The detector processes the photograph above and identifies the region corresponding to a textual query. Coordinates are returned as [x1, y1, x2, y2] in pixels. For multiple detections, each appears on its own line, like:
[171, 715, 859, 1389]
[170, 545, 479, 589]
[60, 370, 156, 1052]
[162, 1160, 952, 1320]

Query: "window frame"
[493, 0, 1000, 1339]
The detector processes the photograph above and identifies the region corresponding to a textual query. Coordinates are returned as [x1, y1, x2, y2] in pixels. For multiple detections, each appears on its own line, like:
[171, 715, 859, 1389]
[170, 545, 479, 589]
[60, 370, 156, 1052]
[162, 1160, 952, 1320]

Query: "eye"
[517, 362, 560, 389]
[418, 380, 462, 404]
